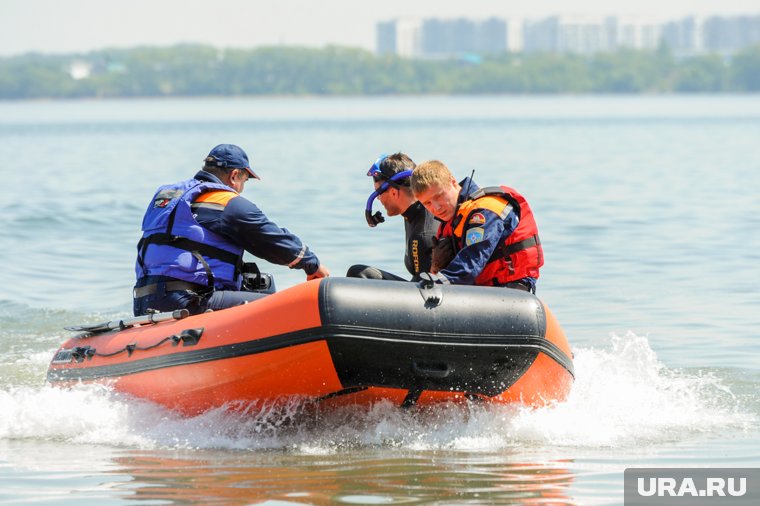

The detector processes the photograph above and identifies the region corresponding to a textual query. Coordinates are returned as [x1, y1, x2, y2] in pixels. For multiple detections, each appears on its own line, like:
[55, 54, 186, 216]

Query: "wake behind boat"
[47, 277, 574, 415]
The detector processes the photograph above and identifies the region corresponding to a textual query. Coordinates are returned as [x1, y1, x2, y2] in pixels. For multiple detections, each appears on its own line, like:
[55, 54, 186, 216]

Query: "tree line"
[1, 44, 759, 99]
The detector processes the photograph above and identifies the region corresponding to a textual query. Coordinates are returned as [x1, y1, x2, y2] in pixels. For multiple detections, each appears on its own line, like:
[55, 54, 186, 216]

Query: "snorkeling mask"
[364, 154, 413, 227]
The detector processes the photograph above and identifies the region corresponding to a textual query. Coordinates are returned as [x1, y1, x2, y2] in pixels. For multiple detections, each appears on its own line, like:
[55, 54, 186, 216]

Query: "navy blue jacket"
[191, 171, 320, 275]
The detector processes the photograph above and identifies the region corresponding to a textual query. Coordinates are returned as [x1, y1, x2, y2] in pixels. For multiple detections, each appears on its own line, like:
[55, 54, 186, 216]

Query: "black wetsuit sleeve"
[404, 203, 439, 280]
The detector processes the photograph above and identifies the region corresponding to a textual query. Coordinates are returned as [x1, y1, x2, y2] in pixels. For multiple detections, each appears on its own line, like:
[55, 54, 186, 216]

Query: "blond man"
[411, 160, 543, 291]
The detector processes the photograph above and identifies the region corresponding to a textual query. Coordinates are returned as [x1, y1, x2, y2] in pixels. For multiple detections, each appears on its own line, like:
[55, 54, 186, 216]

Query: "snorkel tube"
[364, 169, 413, 227]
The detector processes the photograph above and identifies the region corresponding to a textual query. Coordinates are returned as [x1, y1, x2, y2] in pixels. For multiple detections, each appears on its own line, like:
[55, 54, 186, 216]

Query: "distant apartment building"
[662, 17, 706, 56]
[378, 14, 760, 58]
[377, 17, 515, 58]
[615, 17, 662, 51]
[377, 19, 422, 57]
[484, 15, 660, 54]
[660, 15, 760, 56]
[523, 15, 613, 54]
[68, 61, 93, 80]
[703, 15, 760, 55]
[505, 18, 524, 53]
[376, 20, 397, 55]
[420, 17, 507, 57]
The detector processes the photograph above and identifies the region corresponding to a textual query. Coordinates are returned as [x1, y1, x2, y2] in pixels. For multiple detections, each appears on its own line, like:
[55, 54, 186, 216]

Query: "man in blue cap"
[133, 143, 329, 315]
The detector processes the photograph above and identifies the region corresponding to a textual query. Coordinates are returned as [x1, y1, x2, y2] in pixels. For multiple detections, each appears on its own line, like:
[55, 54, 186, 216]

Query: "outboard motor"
[241, 262, 276, 294]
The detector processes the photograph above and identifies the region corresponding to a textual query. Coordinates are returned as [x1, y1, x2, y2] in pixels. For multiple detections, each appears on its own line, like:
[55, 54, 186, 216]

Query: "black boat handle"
[417, 273, 443, 307]
[412, 361, 452, 379]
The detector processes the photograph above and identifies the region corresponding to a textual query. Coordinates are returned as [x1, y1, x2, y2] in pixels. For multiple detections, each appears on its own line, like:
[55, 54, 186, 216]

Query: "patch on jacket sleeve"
[153, 189, 184, 208]
[465, 227, 485, 246]
[468, 212, 486, 225]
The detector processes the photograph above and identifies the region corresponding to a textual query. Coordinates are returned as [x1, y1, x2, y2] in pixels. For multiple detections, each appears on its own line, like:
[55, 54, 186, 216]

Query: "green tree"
[1, 44, 756, 99]
[671, 55, 726, 92]
[730, 45, 760, 91]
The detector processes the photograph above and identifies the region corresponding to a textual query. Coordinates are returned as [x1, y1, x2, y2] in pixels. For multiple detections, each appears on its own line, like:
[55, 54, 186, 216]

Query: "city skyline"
[378, 14, 760, 57]
[2, 0, 760, 57]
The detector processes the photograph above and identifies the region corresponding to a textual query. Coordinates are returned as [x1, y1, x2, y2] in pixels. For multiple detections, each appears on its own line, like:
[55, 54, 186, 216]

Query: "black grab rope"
[51, 328, 203, 364]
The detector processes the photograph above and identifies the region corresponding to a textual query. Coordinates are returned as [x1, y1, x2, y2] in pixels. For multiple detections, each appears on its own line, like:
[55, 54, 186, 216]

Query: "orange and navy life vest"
[438, 185, 543, 286]
[135, 179, 244, 290]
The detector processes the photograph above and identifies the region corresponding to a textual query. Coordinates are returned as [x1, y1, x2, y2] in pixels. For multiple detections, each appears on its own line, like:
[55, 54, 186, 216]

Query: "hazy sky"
[2, 0, 759, 56]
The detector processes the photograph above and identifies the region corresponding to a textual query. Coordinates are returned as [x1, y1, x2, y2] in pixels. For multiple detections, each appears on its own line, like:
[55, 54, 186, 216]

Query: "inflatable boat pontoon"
[47, 277, 574, 415]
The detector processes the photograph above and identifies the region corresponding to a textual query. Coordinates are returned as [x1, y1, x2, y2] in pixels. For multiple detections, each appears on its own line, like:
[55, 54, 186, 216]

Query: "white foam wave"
[506, 333, 756, 447]
[0, 333, 755, 452]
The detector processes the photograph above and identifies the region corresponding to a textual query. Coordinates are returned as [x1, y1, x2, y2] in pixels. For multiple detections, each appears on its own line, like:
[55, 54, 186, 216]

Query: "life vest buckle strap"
[501, 234, 540, 258]
[133, 280, 207, 299]
[142, 233, 241, 266]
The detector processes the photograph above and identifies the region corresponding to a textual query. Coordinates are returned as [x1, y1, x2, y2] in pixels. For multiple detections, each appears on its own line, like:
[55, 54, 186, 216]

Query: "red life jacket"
[438, 185, 543, 286]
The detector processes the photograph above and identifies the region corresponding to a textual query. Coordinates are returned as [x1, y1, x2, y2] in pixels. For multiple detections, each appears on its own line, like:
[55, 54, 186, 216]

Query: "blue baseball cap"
[204, 144, 260, 180]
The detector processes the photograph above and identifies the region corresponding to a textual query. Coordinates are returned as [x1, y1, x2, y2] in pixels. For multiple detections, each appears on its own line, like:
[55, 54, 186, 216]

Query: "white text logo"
[637, 477, 747, 498]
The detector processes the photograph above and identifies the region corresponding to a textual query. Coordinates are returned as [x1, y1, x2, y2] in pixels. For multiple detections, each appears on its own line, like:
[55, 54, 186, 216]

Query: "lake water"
[1, 95, 758, 504]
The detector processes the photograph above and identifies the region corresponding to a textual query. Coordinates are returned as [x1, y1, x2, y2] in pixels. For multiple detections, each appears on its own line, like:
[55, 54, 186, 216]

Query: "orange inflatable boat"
[47, 277, 574, 416]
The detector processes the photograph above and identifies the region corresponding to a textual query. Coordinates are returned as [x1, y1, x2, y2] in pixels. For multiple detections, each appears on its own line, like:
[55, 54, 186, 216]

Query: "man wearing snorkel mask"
[347, 153, 438, 282]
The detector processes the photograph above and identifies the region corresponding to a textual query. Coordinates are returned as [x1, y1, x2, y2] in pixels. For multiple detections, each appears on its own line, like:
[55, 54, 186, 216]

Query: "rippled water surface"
[1, 95, 759, 504]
